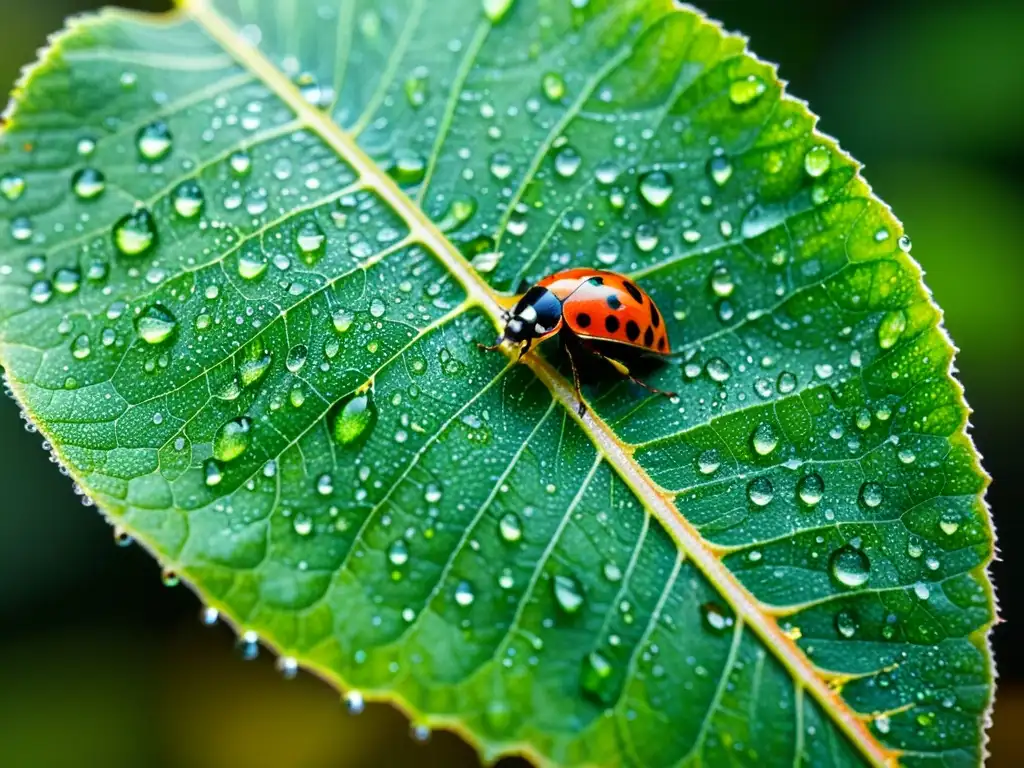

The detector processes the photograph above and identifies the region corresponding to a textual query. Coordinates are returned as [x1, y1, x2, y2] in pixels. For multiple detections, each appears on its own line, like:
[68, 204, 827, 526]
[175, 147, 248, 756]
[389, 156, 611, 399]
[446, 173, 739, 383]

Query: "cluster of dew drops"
[0, 0, 973, 746]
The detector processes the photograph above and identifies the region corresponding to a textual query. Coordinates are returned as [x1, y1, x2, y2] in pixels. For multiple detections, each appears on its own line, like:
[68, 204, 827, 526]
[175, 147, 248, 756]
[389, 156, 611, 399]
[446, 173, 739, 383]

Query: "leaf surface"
[0, 1, 995, 766]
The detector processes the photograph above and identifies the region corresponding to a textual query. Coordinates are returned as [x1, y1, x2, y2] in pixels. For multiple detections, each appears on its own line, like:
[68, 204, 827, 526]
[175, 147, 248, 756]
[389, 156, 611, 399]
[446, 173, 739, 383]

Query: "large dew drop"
[213, 416, 252, 462]
[172, 181, 205, 219]
[113, 208, 157, 256]
[797, 473, 825, 506]
[638, 170, 673, 208]
[136, 121, 173, 161]
[751, 422, 778, 456]
[135, 304, 177, 345]
[829, 545, 871, 589]
[553, 574, 585, 614]
[747, 477, 774, 507]
[71, 168, 105, 200]
[333, 392, 376, 445]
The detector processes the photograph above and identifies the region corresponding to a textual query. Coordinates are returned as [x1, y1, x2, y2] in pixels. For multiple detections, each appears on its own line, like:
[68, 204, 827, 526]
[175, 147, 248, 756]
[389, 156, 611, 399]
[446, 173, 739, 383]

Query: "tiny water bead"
[135, 304, 177, 344]
[489, 151, 513, 180]
[701, 602, 734, 634]
[803, 144, 832, 178]
[696, 449, 721, 475]
[454, 580, 475, 607]
[172, 180, 205, 219]
[113, 208, 157, 256]
[553, 574, 585, 614]
[388, 149, 427, 186]
[200, 606, 220, 626]
[277, 656, 299, 680]
[286, 344, 308, 372]
[137, 121, 173, 161]
[295, 220, 326, 259]
[345, 690, 366, 716]
[213, 416, 252, 462]
[829, 545, 871, 589]
[71, 168, 105, 200]
[387, 540, 409, 566]
[747, 477, 774, 507]
[710, 265, 735, 297]
[161, 567, 180, 587]
[334, 393, 375, 444]
[751, 422, 778, 456]
[553, 146, 582, 178]
[204, 459, 223, 487]
[797, 473, 825, 506]
[638, 170, 673, 207]
[71, 334, 91, 360]
[54, 267, 82, 295]
[229, 150, 253, 176]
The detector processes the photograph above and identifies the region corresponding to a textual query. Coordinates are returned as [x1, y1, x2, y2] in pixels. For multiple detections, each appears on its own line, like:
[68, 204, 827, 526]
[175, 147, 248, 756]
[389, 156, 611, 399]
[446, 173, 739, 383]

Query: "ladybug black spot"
[606, 294, 622, 310]
[605, 315, 620, 333]
[650, 302, 661, 328]
[657, 337, 667, 351]
[644, 326, 654, 347]
[625, 320, 641, 342]
[623, 281, 644, 304]
[576, 312, 591, 328]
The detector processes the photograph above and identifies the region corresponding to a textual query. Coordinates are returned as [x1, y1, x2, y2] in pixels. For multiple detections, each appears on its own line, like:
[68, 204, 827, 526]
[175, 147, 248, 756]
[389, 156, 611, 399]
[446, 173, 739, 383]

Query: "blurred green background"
[0, 0, 1020, 765]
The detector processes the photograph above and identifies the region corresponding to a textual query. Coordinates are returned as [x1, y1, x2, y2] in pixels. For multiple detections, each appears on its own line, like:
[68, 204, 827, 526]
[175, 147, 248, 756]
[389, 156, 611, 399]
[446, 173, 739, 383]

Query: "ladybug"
[481, 268, 675, 414]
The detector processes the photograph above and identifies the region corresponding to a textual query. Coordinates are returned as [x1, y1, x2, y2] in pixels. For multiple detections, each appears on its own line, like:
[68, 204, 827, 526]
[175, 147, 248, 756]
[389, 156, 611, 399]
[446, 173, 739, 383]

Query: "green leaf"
[0, 1, 995, 766]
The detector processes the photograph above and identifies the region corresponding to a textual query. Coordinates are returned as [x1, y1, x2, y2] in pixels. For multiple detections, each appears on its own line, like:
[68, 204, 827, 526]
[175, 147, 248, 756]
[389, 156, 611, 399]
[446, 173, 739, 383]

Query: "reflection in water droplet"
[751, 422, 778, 456]
[388, 539, 409, 566]
[707, 155, 733, 187]
[71, 168, 106, 200]
[0, 173, 26, 201]
[747, 477, 774, 507]
[541, 71, 565, 101]
[859, 481, 884, 508]
[137, 121, 173, 160]
[499, 512, 522, 542]
[701, 602, 734, 633]
[697, 449, 720, 475]
[113, 208, 157, 256]
[638, 170, 673, 208]
[803, 145, 831, 178]
[454, 580, 475, 607]
[333, 392, 376, 445]
[729, 74, 766, 106]
[835, 610, 858, 638]
[797, 473, 824, 506]
[172, 180, 205, 219]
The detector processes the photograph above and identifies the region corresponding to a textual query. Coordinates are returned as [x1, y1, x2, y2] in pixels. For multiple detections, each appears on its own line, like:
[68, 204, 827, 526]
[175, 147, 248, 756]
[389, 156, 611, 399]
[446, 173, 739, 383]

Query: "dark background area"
[0, 0, 1020, 765]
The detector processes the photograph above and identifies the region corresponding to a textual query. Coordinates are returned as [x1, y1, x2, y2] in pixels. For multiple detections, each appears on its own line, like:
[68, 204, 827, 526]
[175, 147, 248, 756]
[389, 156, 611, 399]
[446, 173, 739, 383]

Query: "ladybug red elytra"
[481, 268, 675, 414]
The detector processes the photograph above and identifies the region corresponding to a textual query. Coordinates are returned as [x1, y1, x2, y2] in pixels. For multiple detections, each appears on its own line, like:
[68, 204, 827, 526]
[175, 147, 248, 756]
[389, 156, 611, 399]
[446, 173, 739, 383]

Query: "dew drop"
[200, 606, 220, 626]
[161, 567, 180, 588]
[238, 348, 272, 387]
[803, 145, 832, 178]
[113, 208, 157, 256]
[553, 146, 581, 178]
[345, 690, 365, 715]
[553, 574, 585, 614]
[499, 512, 522, 542]
[137, 121, 173, 161]
[295, 220, 326, 260]
[797, 473, 824, 506]
[229, 150, 252, 176]
[135, 304, 177, 344]
[489, 152, 513, 180]
[277, 656, 299, 679]
[54, 267, 81, 295]
[877, 310, 907, 350]
[482, 0, 514, 23]
[388, 540, 409, 566]
[454, 580, 475, 607]
[707, 155, 733, 187]
[705, 357, 731, 383]
[751, 422, 778, 456]
[286, 344, 308, 373]
[213, 417, 252, 462]
[71, 168, 105, 200]
[829, 545, 871, 589]
[333, 392, 376, 445]
[859, 481, 883, 509]
[71, 334, 91, 360]
[710, 265, 734, 297]
[696, 449, 721, 475]
[747, 477, 774, 507]
[701, 602, 734, 633]
[0, 173, 26, 201]
[388, 149, 426, 186]
[579, 650, 614, 703]
[834, 610, 858, 638]
[638, 170, 673, 208]
[541, 71, 566, 101]
[238, 250, 268, 280]
[728, 75, 766, 106]
[172, 180, 205, 219]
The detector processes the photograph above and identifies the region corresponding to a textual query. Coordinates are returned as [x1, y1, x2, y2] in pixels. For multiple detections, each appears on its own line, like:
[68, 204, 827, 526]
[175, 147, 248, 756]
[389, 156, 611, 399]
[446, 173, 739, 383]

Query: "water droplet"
[332, 308, 355, 333]
[54, 267, 81, 295]
[238, 250, 268, 279]
[316, 473, 334, 496]
[877, 310, 907, 350]
[71, 334, 91, 360]
[286, 344, 308, 373]
[729, 75, 766, 106]
[541, 71, 566, 101]
[829, 545, 871, 589]
[71, 168, 105, 200]
[803, 145, 831, 178]
[388, 540, 409, 566]
[594, 161, 619, 186]
[710, 265, 734, 297]
[553, 146, 581, 178]
[161, 567, 180, 587]
[333, 392, 376, 445]
[295, 220, 326, 260]
[135, 304, 177, 344]
[898, 234, 912, 252]
[638, 170, 673, 208]
[907, 538, 923, 559]
[454, 580, 475, 607]
[697, 449, 721, 475]
[10, 216, 32, 242]
[113, 526, 134, 547]
[276, 656, 299, 679]
[171, 180, 204, 219]
[707, 155, 733, 186]
[404, 68, 429, 108]
[596, 239, 620, 266]
[137, 121, 173, 160]
[602, 562, 622, 583]
[113, 208, 157, 256]
[874, 714, 891, 735]
[369, 297, 386, 318]
[834, 610, 858, 638]
[776, 371, 797, 395]
[752, 422, 778, 456]
[579, 650, 614, 703]
[705, 357, 731, 383]
[747, 477, 774, 507]
[489, 151, 513, 180]
[436, 194, 477, 233]
[498, 512, 522, 542]
[913, 582, 930, 601]
[939, 513, 959, 536]
[553, 574, 584, 614]
[0, 173, 26, 201]
[797, 473, 824, 506]
[29, 280, 52, 304]
[213, 416, 252, 462]
[345, 690, 365, 715]
[229, 150, 252, 176]
[200, 606, 219, 625]
[388, 149, 426, 186]
[238, 348, 272, 387]
[204, 459, 223, 486]
[859, 481, 883, 509]
[482, 0, 514, 22]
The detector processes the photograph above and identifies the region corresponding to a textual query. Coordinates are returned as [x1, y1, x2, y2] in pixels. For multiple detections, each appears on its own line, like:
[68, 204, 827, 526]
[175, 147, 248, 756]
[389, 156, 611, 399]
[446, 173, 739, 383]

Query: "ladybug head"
[496, 286, 563, 348]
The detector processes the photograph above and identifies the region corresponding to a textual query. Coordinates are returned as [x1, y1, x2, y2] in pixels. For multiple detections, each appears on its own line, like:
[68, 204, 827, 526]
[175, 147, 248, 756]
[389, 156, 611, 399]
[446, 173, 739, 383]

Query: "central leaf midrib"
[182, 2, 897, 765]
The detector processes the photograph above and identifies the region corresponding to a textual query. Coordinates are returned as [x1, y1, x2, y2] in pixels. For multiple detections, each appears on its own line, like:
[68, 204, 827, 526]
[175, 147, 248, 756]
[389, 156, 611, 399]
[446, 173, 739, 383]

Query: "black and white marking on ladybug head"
[501, 285, 563, 344]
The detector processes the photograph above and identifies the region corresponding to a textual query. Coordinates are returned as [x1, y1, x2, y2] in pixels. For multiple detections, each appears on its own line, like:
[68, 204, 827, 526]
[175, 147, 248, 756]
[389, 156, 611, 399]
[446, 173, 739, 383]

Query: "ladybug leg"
[516, 339, 533, 362]
[563, 342, 587, 417]
[580, 342, 676, 400]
